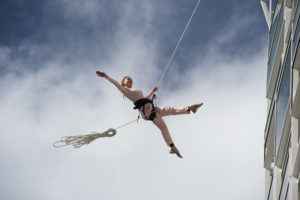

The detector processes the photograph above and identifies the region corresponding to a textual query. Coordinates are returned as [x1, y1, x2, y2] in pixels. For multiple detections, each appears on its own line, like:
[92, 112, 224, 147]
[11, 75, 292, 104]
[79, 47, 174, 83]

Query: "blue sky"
[0, 0, 266, 74]
[0, 0, 268, 200]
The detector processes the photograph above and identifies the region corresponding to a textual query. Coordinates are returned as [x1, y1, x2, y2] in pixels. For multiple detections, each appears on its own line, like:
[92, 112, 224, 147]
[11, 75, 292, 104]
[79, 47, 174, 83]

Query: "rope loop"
[53, 128, 117, 148]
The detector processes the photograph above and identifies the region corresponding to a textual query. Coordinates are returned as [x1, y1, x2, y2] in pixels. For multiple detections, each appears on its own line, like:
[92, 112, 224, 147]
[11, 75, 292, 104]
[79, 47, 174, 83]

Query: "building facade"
[261, 0, 300, 199]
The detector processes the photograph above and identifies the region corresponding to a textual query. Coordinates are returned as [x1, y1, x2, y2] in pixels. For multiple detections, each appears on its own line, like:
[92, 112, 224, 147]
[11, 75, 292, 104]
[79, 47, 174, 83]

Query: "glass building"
[261, 0, 300, 199]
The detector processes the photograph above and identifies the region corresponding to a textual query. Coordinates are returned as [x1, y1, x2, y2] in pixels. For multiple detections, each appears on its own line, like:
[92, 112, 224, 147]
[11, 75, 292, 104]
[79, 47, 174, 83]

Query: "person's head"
[121, 76, 133, 88]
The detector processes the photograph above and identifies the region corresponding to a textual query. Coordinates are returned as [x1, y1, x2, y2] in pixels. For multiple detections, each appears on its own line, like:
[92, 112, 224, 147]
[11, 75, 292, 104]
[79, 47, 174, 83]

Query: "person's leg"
[152, 114, 173, 146]
[155, 106, 190, 117]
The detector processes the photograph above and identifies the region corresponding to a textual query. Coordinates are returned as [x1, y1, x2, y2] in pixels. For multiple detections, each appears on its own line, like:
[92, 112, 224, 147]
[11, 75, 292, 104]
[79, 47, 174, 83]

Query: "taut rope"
[157, 0, 201, 86]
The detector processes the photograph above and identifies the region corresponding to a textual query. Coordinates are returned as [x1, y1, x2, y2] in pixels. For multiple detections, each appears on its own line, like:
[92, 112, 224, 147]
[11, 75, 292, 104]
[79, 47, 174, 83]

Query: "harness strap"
[133, 98, 153, 110]
[133, 98, 156, 121]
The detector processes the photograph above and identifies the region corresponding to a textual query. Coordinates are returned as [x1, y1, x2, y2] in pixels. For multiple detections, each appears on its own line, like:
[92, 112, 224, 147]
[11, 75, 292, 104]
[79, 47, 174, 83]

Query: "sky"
[0, 0, 268, 200]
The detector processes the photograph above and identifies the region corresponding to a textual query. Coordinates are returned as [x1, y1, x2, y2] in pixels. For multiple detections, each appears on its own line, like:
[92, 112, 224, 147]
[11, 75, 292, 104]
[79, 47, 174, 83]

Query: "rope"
[53, 117, 140, 148]
[157, 0, 201, 86]
[53, 128, 117, 148]
[115, 117, 140, 130]
[53, 1, 201, 149]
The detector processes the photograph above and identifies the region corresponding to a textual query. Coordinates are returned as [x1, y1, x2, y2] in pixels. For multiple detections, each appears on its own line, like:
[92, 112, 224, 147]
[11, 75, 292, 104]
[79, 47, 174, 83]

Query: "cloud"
[0, 1, 266, 200]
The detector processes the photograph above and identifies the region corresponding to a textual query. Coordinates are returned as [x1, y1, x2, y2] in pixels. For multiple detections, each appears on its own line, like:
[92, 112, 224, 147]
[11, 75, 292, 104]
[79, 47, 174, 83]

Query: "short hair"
[121, 76, 132, 87]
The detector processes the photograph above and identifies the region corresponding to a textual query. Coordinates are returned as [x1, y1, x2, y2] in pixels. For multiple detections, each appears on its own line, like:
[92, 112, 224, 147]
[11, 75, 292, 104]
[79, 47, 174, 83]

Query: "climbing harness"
[53, 0, 201, 148]
[133, 98, 156, 121]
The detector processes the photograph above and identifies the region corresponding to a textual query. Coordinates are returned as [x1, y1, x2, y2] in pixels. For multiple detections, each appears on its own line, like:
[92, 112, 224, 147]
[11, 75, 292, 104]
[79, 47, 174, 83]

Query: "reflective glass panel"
[269, 11, 280, 48]
[285, 185, 289, 200]
[268, 177, 274, 200]
[272, 0, 278, 12]
[293, 12, 300, 58]
[293, 1, 299, 31]
[276, 48, 291, 154]
[268, 6, 284, 85]
[279, 159, 289, 200]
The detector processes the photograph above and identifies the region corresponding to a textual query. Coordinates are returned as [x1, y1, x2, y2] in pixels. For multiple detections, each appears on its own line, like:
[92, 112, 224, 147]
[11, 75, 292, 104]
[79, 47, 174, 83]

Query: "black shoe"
[188, 103, 203, 113]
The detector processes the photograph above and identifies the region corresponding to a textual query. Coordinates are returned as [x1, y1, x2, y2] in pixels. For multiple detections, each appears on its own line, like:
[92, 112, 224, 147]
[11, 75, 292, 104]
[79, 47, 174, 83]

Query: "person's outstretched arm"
[145, 86, 158, 99]
[96, 71, 130, 97]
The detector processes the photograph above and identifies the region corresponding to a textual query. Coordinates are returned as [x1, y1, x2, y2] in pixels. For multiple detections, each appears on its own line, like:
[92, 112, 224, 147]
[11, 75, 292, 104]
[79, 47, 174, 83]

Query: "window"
[268, 176, 274, 200]
[275, 47, 291, 154]
[298, 180, 300, 199]
[270, 10, 280, 48]
[279, 156, 289, 200]
[285, 185, 289, 200]
[299, 119, 300, 143]
[268, 3, 284, 85]
[294, 0, 299, 10]
[272, 0, 278, 12]
[293, 20, 300, 58]
[265, 99, 276, 167]
[293, 0, 300, 57]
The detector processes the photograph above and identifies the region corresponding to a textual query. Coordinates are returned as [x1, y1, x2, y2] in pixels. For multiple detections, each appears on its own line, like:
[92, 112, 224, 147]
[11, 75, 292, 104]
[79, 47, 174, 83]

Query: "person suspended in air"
[96, 71, 203, 158]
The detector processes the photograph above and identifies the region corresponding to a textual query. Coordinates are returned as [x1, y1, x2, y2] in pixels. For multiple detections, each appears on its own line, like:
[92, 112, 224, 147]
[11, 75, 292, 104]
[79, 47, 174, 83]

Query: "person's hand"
[96, 71, 107, 78]
[170, 145, 183, 158]
[153, 86, 158, 92]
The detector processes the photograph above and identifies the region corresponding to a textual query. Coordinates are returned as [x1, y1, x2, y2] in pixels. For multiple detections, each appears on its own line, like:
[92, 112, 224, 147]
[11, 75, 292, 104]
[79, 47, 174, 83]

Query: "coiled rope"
[53, 118, 139, 148]
[53, 0, 201, 148]
[53, 128, 117, 148]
